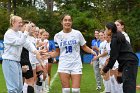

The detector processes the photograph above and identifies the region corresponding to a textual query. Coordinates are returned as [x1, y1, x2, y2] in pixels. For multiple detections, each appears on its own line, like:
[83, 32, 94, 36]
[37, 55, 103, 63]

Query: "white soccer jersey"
[99, 40, 108, 68]
[122, 31, 130, 43]
[106, 42, 118, 69]
[54, 29, 86, 70]
[39, 39, 49, 63]
[27, 36, 38, 64]
[38, 39, 49, 50]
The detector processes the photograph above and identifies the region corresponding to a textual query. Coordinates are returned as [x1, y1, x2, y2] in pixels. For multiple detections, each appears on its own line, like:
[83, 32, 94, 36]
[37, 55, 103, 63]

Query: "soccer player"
[44, 14, 96, 93]
[40, 31, 56, 92]
[20, 20, 36, 93]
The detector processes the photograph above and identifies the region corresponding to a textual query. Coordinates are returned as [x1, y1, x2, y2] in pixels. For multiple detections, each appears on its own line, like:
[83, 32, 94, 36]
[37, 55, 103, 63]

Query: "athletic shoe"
[96, 86, 101, 91]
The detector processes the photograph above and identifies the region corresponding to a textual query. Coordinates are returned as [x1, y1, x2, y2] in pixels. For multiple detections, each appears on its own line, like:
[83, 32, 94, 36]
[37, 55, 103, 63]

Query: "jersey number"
[65, 46, 72, 53]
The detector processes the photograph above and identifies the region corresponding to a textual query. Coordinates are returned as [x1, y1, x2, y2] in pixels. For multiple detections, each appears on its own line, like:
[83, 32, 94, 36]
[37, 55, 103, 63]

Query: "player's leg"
[58, 70, 71, 93]
[93, 60, 102, 90]
[23, 63, 34, 93]
[35, 63, 44, 93]
[71, 69, 82, 93]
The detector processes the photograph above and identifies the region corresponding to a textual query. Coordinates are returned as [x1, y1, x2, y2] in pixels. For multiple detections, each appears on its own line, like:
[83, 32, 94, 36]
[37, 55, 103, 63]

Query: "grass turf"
[0, 63, 140, 93]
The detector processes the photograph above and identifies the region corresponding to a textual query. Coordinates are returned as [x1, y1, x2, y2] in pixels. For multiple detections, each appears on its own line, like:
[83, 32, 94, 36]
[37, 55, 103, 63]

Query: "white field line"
[50, 72, 58, 88]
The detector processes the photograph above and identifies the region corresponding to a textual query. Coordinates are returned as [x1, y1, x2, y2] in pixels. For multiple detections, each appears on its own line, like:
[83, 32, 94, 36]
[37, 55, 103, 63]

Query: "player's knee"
[62, 88, 70, 93]
[36, 71, 43, 80]
[36, 70, 43, 76]
[36, 71, 44, 86]
[72, 88, 80, 93]
[27, 85, 34, 93]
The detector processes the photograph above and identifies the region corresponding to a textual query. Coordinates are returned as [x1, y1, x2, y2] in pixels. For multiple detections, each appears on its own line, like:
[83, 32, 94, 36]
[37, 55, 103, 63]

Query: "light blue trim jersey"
[54, 29, 86, 70]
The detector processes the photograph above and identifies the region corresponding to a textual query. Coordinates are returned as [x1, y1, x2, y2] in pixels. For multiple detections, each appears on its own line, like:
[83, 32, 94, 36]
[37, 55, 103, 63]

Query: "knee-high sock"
[62, 88, 70, 93]
[72, 88, 80, 93]
[23, 83, 28, 93]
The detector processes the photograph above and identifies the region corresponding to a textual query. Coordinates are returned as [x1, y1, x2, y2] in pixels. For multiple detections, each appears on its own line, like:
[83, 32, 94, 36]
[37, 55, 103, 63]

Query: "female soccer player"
[45, 14, 96, 93]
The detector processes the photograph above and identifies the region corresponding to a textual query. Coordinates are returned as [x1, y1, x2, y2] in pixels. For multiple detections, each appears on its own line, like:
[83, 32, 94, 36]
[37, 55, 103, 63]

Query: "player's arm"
[81, 44, 96, 56]
[49, 48, 60, 58]
[40, 48, 60, 58]
[93, 51, 108, 61]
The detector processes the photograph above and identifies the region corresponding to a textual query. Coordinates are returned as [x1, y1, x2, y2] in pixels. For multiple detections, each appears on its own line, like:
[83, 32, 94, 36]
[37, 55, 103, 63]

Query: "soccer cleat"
[96, 86, 101, 91]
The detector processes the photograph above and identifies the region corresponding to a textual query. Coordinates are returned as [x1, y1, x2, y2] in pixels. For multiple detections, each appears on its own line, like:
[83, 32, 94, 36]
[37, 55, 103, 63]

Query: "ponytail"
[9, 14, 22, 27]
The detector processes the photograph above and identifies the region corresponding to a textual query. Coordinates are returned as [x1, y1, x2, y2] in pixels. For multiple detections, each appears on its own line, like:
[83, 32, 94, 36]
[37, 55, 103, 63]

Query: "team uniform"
[121, 31, 130, 43]
[54, 29, 86, 74]
[48, 41, 55, 63]
[38, 39, 49, 64]
[20, 47, 33, 79]
[99, 40, 108, 68]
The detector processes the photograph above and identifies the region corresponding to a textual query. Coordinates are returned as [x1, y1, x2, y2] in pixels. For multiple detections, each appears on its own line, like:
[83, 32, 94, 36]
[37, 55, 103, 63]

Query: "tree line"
[0, 0, 140, 52]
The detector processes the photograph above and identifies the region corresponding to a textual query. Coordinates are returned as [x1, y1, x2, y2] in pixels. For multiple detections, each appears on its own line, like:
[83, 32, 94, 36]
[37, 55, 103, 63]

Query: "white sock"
[39, 74, 44, 82]
[42, 80, 48, 92]
[72, 88, 80, 93]
[23, 83, 28, 93]
[35, 85, 43, 93]
[62, 88, 70, 93]
[103, 80, 111, 92]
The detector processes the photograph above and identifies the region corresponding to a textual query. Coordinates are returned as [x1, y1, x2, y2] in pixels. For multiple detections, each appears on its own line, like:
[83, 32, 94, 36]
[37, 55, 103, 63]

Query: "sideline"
[50, 72, 58, 88]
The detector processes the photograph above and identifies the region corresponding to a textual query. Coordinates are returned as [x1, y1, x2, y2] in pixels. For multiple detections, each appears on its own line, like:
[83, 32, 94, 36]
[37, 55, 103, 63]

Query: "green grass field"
[0, 63, 140, 93]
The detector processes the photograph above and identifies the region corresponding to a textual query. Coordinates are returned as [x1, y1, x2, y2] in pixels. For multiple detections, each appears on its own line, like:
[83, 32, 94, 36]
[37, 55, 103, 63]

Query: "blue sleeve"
[49, 41, 55, 51]
[91, 39, 95, 46]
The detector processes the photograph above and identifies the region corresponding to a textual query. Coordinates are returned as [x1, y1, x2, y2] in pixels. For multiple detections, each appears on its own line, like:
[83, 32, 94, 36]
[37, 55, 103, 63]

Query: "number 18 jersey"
[54, 29, 86, 70]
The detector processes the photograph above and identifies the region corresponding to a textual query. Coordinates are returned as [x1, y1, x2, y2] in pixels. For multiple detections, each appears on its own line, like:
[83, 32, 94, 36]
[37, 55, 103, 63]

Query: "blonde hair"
[10, 14, 22, 27]
[36, 27, 39, 32]
[39, 29, 46, 35]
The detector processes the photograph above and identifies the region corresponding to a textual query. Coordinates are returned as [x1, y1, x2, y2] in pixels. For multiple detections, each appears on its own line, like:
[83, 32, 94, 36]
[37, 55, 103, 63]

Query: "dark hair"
[106, 22, 117, 33]
[22, 20, 30, 25]
[94, 29, 99, 39]
[106, 22, 126, 43]
[60, 13, 72, 21]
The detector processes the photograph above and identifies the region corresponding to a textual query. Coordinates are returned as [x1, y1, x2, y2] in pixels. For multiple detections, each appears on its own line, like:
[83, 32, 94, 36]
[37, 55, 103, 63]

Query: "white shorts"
[57, 68, 82, 74]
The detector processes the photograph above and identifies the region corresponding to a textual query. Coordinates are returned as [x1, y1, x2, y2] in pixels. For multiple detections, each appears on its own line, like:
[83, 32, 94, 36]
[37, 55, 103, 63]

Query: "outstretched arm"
[81, 44, 97, 56]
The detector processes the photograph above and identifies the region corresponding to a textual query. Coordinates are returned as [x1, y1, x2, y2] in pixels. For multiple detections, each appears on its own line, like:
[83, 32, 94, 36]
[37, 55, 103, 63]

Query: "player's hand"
[100, 70, 105, 75]
[24, 24, 32, 32]
[91, 50, 97, 56]
[40, 62, 45, 68]
[93, 46, 99, 51]
[22, 65, 29, 73]
[40, 51, 51, 59]
[93, 56, 98, 61]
